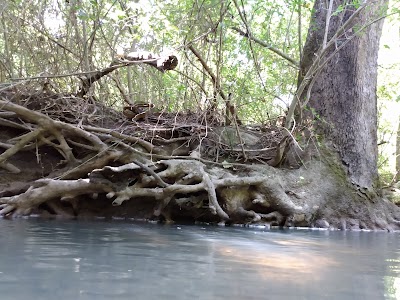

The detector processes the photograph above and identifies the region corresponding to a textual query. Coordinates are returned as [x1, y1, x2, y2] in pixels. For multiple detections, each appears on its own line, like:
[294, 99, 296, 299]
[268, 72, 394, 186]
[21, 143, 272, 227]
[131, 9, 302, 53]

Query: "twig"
[109, 73, 133, 106]
[323, 0, 334, 48]
[232, 0, 269, 93]
[228, 93, 247, 160]
[172, 69, 209, 97]
[0, 162, 20, 173]
[297, 1, 303, 59]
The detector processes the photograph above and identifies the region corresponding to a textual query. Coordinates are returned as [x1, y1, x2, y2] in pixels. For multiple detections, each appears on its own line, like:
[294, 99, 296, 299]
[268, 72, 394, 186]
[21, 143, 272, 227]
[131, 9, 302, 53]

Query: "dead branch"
[188, 45, 242, 126]
[0, 162, 20, 173]
[0, 98, 108, 166]
[231, 27, 300, 68]
[0, 128, 45, 164]
[56, 149, 127, 180]
[83, 125, 158, 154]
[77, 52, 178, 97]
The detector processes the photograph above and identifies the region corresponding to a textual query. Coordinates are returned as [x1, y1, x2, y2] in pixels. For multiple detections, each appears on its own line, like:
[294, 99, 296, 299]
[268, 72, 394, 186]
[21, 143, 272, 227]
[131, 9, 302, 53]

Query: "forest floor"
[1, 86, 400, 231]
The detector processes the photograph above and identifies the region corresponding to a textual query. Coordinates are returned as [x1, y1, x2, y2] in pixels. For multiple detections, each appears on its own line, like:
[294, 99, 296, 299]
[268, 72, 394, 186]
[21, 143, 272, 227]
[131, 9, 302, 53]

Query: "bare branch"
[323, 0, 334, 48]
[231, 27, 300, 68]
[77, 52, 178, 97]
[188, 45, 242, 125]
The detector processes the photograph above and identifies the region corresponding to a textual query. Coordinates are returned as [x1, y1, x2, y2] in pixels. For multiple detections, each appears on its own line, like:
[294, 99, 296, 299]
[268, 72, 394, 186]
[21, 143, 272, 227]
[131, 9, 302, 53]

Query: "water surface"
[0, 219, 399, 299]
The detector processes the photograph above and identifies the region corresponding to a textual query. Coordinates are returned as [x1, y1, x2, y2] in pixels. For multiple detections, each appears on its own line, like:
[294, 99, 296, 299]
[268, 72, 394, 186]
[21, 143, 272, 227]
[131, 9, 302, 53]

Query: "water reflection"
[0, 219, 399, 300]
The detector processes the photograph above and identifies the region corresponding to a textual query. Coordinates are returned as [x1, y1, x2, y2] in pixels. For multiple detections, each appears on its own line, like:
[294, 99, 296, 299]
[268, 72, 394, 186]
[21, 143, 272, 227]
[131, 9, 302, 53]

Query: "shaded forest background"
[1, 0, 399, 183]
[0, 0, 397, 180]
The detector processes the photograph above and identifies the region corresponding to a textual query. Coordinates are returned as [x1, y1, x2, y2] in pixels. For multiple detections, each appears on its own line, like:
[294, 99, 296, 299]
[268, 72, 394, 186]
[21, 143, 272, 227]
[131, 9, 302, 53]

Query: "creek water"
[0, 219, 399, 300]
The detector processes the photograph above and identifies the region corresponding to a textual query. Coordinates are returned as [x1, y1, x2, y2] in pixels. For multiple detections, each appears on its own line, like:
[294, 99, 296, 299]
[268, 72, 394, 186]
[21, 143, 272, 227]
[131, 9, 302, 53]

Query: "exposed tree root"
[0, 87, 399, 230]
[0, 178, 111, 216]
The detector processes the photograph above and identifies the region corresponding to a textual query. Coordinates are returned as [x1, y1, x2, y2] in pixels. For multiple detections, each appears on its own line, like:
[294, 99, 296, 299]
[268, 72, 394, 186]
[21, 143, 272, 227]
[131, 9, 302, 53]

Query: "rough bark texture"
[396, 116, 400, 181]
[301, 0, 387, 190]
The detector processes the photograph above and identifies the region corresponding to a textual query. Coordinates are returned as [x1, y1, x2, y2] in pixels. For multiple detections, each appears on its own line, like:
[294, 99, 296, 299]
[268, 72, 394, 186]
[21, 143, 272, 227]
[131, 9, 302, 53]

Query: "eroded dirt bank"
[1, 88, 399, 230]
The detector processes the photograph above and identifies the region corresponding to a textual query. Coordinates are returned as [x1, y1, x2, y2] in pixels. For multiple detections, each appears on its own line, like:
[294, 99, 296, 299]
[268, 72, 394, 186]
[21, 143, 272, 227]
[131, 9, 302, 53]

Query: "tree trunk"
[300, 0, 388, 190]
[396, 115, 400, 182]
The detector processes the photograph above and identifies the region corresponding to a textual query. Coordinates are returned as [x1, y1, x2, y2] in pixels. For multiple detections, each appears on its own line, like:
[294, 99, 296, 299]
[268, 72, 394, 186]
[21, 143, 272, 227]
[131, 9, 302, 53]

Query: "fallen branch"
[0, 98, 108, 166]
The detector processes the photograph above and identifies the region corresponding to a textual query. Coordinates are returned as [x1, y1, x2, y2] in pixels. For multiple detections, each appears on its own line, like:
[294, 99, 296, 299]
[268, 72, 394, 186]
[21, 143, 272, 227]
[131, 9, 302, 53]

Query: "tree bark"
[300, 0, 388, 190]
[396, 115, 400, 182]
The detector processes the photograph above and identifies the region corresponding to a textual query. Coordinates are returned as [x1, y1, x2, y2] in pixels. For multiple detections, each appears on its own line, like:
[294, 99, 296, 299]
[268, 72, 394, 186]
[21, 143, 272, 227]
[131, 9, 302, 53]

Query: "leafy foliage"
[0, 0, 399, 180]
[0, 0, 314, 123]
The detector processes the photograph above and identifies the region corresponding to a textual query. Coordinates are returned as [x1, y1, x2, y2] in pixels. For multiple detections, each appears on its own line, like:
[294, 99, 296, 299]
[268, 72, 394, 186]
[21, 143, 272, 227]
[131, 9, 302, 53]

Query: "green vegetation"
[0, 0, 311, 118]
[0, 0, 399, 227]
[377, 10, 400, 185]
[1, 1, 398, 178]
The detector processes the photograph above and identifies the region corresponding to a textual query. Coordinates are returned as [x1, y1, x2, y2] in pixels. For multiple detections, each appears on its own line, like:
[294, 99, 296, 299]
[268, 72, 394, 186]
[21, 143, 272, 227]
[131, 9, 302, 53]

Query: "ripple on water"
[0, 219, 399, 300]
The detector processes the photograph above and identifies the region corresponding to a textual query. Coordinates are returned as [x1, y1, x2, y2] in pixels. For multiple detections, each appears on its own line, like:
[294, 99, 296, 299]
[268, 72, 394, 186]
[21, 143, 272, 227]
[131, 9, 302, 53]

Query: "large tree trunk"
[396, 116, 400, 182]
[300, 0, 387, 190]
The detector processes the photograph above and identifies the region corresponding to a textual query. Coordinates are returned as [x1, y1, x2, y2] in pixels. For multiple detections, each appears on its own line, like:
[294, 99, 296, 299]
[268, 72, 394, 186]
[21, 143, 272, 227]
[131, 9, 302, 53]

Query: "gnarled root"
[0, 179, 112, 217]
[93, 159, 231, 221]
[89, 159, 302, 223]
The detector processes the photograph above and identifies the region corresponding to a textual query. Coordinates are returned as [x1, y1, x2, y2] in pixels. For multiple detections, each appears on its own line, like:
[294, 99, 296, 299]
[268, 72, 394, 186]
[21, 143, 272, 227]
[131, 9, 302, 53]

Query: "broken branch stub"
[78, 51, 178, 96]
[123, 51, 178, 72]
